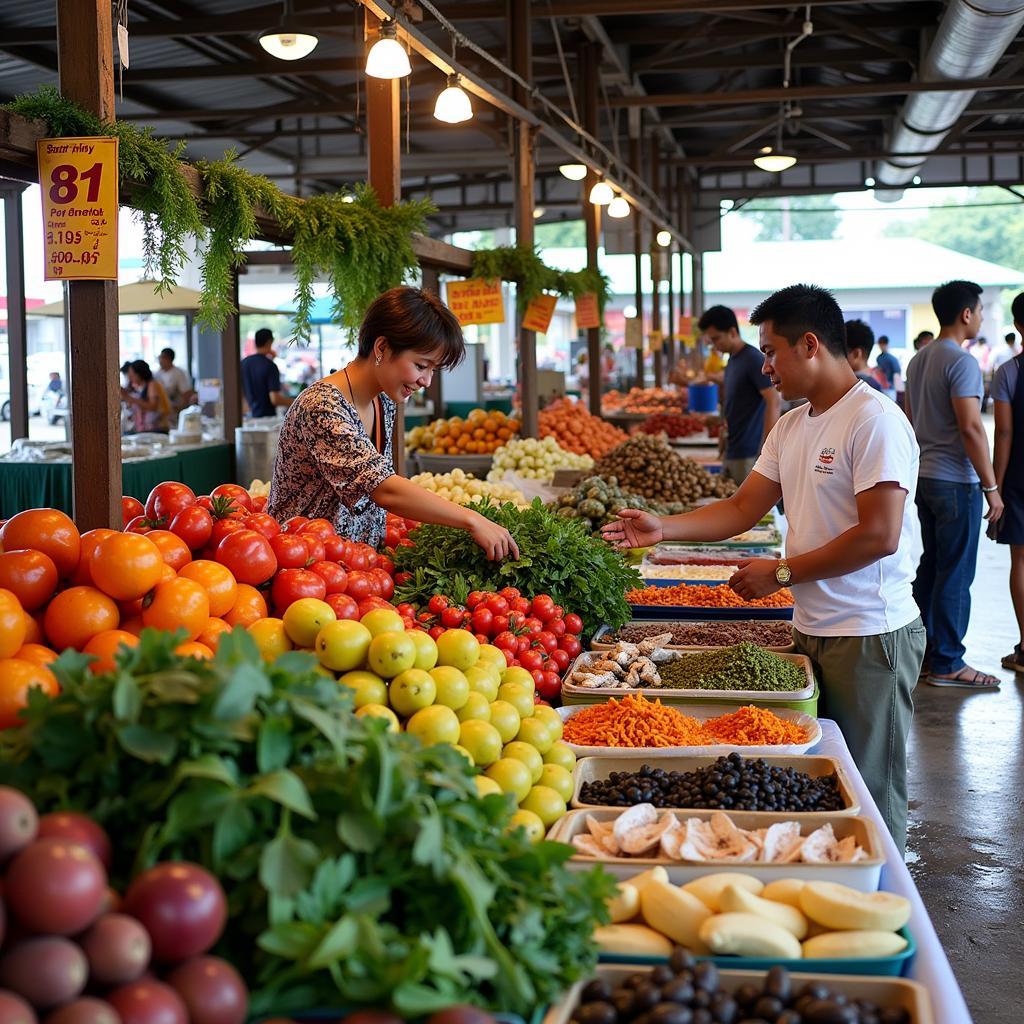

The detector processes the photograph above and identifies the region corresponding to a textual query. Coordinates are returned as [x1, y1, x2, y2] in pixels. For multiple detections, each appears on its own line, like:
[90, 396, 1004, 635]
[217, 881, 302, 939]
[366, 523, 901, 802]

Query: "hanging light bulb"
[533, 206, 547, 219]
[559, 163, 587, 181]
[589, 180, 614, 205]
[607, 194, 630, 218]
[366, 20, 411, 79]
[656, 229, 672, 247]
[753, 149, 798, 172]
[258, 0, 318, 60]
[433, 74, 473, 123]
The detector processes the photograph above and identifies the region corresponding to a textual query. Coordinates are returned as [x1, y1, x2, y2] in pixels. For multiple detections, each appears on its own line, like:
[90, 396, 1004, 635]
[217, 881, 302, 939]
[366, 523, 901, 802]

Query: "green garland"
[470, 244, 610, 315]
[4, 87, 433, 340]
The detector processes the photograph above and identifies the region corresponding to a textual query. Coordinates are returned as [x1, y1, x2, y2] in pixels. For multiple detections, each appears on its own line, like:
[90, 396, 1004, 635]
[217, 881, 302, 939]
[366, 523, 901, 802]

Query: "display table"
[0, 443, 234, 518]
[812, 720, 971, 1024]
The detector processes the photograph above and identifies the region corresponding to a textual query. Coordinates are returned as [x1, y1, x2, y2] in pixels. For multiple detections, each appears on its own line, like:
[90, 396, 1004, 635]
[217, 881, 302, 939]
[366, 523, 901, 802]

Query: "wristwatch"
[775, 559, 793, 586]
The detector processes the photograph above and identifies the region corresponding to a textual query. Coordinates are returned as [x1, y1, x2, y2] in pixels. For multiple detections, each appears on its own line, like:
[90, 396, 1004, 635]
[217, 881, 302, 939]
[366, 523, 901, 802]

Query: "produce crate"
[630, 603, 794, 621]
[555, 703, 821, 757]
[658, 533, 782, 551]
[642, 577, 731, 587]
[548, 808, 884, 890]
[591, 621, 796, 654]
[570, 753, 859, 816]
[560, 650, 817, 715]
[412, 452, 494, 476]
[541, 966, 933, 1024]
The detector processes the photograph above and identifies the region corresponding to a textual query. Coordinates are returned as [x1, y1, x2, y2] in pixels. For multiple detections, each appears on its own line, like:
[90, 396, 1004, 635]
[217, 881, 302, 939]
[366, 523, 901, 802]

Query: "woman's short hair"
[129, 359, 154, 383]
[359, 287, 465, 370]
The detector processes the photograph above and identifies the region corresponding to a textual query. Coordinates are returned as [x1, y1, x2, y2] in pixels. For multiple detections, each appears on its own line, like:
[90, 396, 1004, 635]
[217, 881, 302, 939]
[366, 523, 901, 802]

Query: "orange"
[91, 533, 164, 601]
[142, 577, 210, 641]
[175, 640, 214, 660]
[0, 509, 80, 579]
[223, 584, 268, 628]
[0, 588, 27, 659]
[14, 643, 58, 668]
[0, 658, 59, 729]
[83, 629, 140, 674]
[120, 614, 144, 637]
[72, 528, 118, 586]
[146, 530, 192, 572]
[197, 616, 232, 652]
[22, 611, 44, 645]
[0, 549, 58, 611]
[44, 586, 119, 651]
[179, 560, 238, 617]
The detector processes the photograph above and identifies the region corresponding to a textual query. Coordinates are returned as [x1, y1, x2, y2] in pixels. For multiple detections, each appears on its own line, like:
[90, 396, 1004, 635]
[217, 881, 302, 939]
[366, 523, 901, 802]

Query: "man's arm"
[993, 399, 1012, 489]
[760, 386, 780, 442]
[663, 471, 781, 542]
[951, 395, 997, 488]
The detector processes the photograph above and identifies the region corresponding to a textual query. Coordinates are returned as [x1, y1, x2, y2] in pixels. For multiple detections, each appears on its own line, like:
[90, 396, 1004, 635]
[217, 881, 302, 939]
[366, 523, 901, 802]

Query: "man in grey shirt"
[905, 279, 1004, 688]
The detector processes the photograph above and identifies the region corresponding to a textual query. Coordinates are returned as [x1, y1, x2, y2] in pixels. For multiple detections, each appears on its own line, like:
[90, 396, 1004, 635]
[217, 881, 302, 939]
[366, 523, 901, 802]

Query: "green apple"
[501, 665, 536, 693]
[314, 618, 372, 672]
[360, 608, 405, 637]
[388, 668, 437, 717]
[502, 740, 543, 783]
[539, 763, 574, 802]
[488, 699, 521, 743]
[543, 740, 577, 772]
[429, 665, 470, 710]
[367, 630, 417, 678]
[435, 629, 480, 671]
[515, 716, 554, 754]
[354, 703, 399, 732]
[532, 704, 563, 741]
[409, 629, 439, 670]
[457, 691, 491, 722]
[406, 704, 460, 746]
[283, 598, 336, 648]
[484, 757, 532, 802]
[507, 808, 545, 843]
[464, 664, 500, 701]
[458, 720, 504, 766]
[477, 643, 508, 669]
[338, 669, 387, 708]
[497, 682, 535, 719]
[519, 784, 567, 827]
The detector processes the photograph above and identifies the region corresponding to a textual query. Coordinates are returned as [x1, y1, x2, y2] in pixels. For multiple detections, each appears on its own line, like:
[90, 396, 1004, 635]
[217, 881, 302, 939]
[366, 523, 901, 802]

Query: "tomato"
[549, 617, 566, 637]
[341, 545, 368, 572]
[145, 530, 192, 573]
[485, 595, 509, 615]
[368, 568, 394, 600]
[530, 668, 546, 688]
[394, 571, 412, 586]
[297, 533, 325, 564]
[223, 584, 267, 628]
[1, 508, 80, 579]
[498, 586, 521, 601]
[301, 518, 335, 541]
[441, 606, 464, 629]
[176, 641, 214, 660]
[493, 630, 517, 652]
[91, 533, 164, 601]
[44, 587, 119, 651]
[22, 610, 44, 645]
[465, 591, 486, 610]
[309, 560, 348, 595]
[352, 542, 378, 569]
[210, 484, 253, 513]
[536, 671, 561, 701]
[271, 569, 327, 612]
[531, 595, 556, 622]
[15, 643, 59, 668]
[282, 516, 309, 534]
[0, 658, 59, 728]
[145, 482, 197, 524]
[142, 578, 210, 640]
[83, 629, 140, 674]
[510, 596, 531, 615]
[471, 607, 494, 634]
[197, 617, 232, 652]
[550, 648, 570, 671]
[524, 616, 543, 635]
[559, 636, 582, 658]
[395, 602, 416, 618]
[125, 515, 151, 535]
[491, 613, 510, 635]
[120, 614, 144, 636]
[509, 611, 527, 629]
[178, 560, 238, 618]
[122, 496, 145, 526]
[552, 605, 564, 620]
[384, 526, 402, 548]
[244, 512, 280, 540]
[322, 535, 348, 562]
[536, 630, 558, 654]
[207, 518, 245, 554]
[516, 635, 531, 655]
[325, 593, 359, 621]
[345, 571, 375, 602]
[428, 625, 445, 640]
[563, 612, 584, 635]
[427, 595, 449, 614]
[0, 588, 27, 659]
[357, 596, 395, 618]
[215, 530, 277, 586]
[70, 529, 117, 586]
[376, 554, 394, 575]
[269, 532, 309, 570]
[251, 495, 267, 512]
[169, 506, 213, 551]
[0, 550, 58, 611]
[519, 649, 544, 672]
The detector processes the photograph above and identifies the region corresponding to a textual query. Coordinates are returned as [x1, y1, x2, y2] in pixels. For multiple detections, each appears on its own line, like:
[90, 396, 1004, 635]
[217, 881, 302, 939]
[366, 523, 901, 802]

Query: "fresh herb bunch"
[0, 629, 612, 1017]
[392, 498, 642, 634]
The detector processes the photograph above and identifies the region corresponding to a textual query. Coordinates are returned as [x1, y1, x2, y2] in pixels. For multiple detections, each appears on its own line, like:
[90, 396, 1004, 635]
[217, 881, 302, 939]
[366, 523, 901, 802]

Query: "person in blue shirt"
[874, 335, 901, 400]
[241, 328, 293, 418]
[844, 320, 884, 393]
[698, 305, 779, 485]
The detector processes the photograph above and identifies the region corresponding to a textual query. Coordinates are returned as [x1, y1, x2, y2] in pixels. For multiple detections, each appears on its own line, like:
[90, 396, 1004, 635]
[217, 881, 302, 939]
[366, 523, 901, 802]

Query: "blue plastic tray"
[630, 604, 794, 620]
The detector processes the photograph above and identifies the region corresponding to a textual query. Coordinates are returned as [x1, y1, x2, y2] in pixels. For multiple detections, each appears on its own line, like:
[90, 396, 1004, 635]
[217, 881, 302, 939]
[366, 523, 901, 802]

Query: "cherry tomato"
[471, 607, 494, 634]
[441, 606, 464, 629]
[215, 530, 277, 586]
[244, 513, 281, 540]
[300, 518, 335, 541]
[524, 616, 543, 635]
[490, 613, 510, 635]
[417, 611, 434, 624]
[326, 593, 359, 621]
[537, 671, 562, 700]
[510, 596, 531, 615]
[516, 636, 531, 655]
[559, 636, 582, 658]
[536, 631, 558, 654]
[428, 625, 445, 640]
[395, 602, 416, 618]
[531, 595, 556, 622]
[122, 496, 145, 527]
[485, 595, 509, 616]
[394, 571, 412, 586]
[145, 482, 196, 524]
[282, 516, 310, 534]
[564, 613, 584, 635]
[550, 648, 571, 671]
[368, 568, 394, 600]
[427, 595, 449, 614]
[210, 483, 253, 512]
[551, 605, 564, 620]
[309, 560, 348, 595]
[297, 533, 325, 564]
[465, 591, 487, 610]
[271, 568, 327, 612]
[499, 586, 521, 601]
[270, 532, 309, 570]
[493, 630, 517, 652]
[169, 506, 213, 551]
[322, 535, 348, 562]
[549, 617, 567, 637]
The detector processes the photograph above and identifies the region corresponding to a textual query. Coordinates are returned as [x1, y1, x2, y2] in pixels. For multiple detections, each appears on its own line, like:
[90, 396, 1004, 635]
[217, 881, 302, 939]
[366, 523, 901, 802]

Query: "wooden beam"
[650, 137, 664, 389]
[57, 0, 121, 531]
[221, 272, 243, 446]
[1, 181, 29, 441]
[580, 43, 603, 416]
[420, 265, 443, 421]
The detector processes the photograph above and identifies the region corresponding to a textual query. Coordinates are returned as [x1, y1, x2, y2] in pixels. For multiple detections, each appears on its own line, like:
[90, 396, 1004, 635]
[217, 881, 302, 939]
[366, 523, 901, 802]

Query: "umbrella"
[28, 280, 292, 317]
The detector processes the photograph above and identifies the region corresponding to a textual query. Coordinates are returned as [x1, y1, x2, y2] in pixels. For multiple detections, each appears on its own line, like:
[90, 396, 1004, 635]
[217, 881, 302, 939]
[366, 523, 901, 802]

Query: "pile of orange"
[538, 398, 627, 458]
[408, 408, 520, 456]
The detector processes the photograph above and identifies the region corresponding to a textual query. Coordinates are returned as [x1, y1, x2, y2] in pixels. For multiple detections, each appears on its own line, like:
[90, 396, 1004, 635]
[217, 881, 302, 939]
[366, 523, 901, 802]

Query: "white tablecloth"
[812, 720, 972, 1024]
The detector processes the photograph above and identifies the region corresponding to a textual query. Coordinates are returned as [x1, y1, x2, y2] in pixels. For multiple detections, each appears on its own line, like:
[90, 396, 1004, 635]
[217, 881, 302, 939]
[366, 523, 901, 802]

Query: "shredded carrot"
[625, 583, 794, 608]
[562, 694, 808, 748]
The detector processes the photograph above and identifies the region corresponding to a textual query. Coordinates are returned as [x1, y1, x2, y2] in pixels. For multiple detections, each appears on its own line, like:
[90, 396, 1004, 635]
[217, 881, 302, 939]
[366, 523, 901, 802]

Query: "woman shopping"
[267, 287, 519, 561]
[121, 359, 171, 434]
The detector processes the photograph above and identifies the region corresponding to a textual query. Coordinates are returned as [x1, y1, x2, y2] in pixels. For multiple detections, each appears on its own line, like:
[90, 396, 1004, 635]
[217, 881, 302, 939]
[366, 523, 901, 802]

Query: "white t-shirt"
[753, 381, 920, 637]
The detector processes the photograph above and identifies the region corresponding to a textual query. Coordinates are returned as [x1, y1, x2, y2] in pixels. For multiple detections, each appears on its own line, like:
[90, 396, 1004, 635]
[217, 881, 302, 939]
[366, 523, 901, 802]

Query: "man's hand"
[985, 489, 1005, 524]
[600, 509, 664, 549]
[729, 558, 783, 599]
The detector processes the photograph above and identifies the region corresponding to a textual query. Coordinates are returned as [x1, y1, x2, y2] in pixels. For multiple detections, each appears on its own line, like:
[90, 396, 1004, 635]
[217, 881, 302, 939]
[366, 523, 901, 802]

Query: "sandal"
[927, 666, 1001, 689]
[1001, 646, 1024, 673]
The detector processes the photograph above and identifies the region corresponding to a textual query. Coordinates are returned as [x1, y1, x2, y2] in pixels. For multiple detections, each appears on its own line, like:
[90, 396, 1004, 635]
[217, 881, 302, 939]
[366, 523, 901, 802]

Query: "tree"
[740, 195, 841, 241]
[535, 219, 586, 248]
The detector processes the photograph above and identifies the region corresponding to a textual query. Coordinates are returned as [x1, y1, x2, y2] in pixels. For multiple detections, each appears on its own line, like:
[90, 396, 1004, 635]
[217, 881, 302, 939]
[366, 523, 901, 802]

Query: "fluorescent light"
[433, 75, 473, 123]
[589, 180, 614, 205]
[656, 229, 672, 247]
[607, 195, 631, 218]
[753, 149, 797, 173]
[366, 21, 411, 79]
[259, 30, 318, 59]
[559, 163, 587, 181]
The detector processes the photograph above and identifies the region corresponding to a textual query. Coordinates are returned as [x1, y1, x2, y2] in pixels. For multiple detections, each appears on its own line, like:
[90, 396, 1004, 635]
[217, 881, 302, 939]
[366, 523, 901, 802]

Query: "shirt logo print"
[814, 447, 836, 476]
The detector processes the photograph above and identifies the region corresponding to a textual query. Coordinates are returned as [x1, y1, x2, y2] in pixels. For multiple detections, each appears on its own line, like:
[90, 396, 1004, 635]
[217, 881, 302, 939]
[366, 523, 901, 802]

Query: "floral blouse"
[266, 380, 396, 545]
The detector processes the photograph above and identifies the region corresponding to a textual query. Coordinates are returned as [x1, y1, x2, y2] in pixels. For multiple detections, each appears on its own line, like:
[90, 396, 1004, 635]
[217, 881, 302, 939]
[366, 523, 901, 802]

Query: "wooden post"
[629, 127, 644, 390]
[664, 161, 677, 375]
[221, 271, 243, 452]
[677, 168, 689, 328]
[421, 265, 443, 423]
[649, 138, 664, 389]
[1, 181, 29, 441]
[365, 8, 405, 474]
[56, 0, 120, 529]
[510, 0, 537, 438]
[580, 44, 602, 416]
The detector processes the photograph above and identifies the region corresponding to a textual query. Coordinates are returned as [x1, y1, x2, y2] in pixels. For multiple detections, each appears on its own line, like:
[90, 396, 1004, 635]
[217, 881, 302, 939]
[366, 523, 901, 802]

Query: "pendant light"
[753, 145, 797, 173]
[258, 0, 318, 60]
[656, 229, 672, 247]
[607, 194, 630, 218]
[366, 19, 411, 79]
[559, 163, 587, 181]
[589, 179, 614, 205]
[433, 74, 473, 123]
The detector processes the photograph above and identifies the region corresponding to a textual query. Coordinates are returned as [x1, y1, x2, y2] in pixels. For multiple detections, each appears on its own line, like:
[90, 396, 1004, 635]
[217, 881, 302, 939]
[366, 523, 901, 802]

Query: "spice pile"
[642, 564, 735, 580]
[626, 583, 794, 608]
[562, 695, 810, 749]
[655, 643, 807, 692]
[639, 412, 721, 438]
[607, 620, 795, 647]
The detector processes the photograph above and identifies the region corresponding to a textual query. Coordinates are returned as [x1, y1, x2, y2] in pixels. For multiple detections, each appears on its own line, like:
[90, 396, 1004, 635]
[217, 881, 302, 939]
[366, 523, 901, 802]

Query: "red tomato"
[341, 545, 368, 572]
[427, 595, 449, 614]
[124, 515, 151, 535]
[195, 495, 215, 514]
[516, 636, 531, 655]
[394, 571, 412, 586]
[208, 518, 245, 552]
[309, 560, 348, 595]
[297, 533, 325, 564]
[493, 630, 517, 652]
[559, 636, 582, 658]
[251, 495, 267, 512]
[301, 518, 335, 541]
[536, 631, 558, 654]
[146, 530, 192, 572]
[396, 603, 416, 617]
[520, 649, 544, 672]
[404, 618, 417, 630]
[271, 568, 327, 612]
[524, 616, 543, 635]
[121, 496, 145, 527]
[144, 482, 196, 524]
[509, 611, 527, 629]
[550, 648, 571, 671]
[531, 595, 556, 622]
[269, 532, 309, 569]
[384, 526, 402, 549]
[485, 595, 509, 615]
[546, 616, 565, 637]
[245, 513, 281, 540]
[326, 593, 360, 621]
[353, 543, 378, 569]
[215, 530, 277, 586]
[169, 506, 213, 551]
[530, 668, 546, 686]
[369, 568, 394, 600]
[210, 483, 253, 512]
[428, 625, 445, 640]
[465, 591, 486, 610]
[537, 671, 561, 700]
[551, 605, 564, 620]
[322, 535, 347, 562]
[441, 606, 464, 629]
[491, 613, 510, 635]
[376, 554, 394, 575]
[345, 571, 374, 602]
[358, 597, 395, 617]
[509, 596, 530, 615]
[417, 611, 433, 624]
[282, 516, 310, 534]
[471, 607, 494, 634]
[404, 517, 419, 531]
[564, 613, 584, 635]
[0, 550, 59, 611]
[499, 586, 521, 601]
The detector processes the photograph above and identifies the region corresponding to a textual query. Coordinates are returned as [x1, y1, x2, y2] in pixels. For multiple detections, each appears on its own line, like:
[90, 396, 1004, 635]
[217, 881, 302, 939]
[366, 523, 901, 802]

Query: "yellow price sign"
[36, 137, 119, 281]
[446, 278, 505, 326]
[521, 293, 557, 333]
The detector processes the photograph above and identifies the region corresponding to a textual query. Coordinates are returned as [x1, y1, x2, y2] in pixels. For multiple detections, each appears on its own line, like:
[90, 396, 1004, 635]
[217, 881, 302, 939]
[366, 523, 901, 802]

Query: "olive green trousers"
[792, 617, 926, 855]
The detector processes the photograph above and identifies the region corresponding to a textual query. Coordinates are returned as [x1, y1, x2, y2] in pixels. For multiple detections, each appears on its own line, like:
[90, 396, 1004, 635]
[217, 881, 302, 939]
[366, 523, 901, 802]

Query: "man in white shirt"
[603, 284, 925, 852]
[992, 332, 1021, 375]
[156, 347, 195, 415]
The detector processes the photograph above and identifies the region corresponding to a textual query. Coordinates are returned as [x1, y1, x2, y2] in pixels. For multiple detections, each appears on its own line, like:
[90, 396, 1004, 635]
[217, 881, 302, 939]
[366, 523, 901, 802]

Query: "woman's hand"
[600, 508, 664, 549]
[468, 513, 520, 561]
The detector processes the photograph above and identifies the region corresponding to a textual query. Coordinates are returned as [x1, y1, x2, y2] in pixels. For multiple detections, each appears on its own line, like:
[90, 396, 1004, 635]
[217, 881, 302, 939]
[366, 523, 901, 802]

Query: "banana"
[640, 880, 712, 951]
[607, 882, 640, 923]
[698, 912, 802, 960]
[625, 866, 670, 895]
[718, 883, 809, 939]
[799, 881, 911, 932]
[761, 878, 806, 909]
[594, 924, 674, 958]
[802, 930, 909, 959]
[681, 872, 763, 912]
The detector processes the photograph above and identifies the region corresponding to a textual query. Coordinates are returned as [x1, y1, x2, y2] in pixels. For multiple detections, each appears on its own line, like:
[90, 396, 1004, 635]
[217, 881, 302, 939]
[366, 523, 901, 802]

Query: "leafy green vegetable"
[392, 498, 642, 634]
[0, 630, 612, 1017]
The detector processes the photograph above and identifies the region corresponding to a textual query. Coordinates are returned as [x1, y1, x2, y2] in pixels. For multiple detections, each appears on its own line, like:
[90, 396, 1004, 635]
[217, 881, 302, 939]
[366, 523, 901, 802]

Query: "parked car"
[0, 387, 43, 421]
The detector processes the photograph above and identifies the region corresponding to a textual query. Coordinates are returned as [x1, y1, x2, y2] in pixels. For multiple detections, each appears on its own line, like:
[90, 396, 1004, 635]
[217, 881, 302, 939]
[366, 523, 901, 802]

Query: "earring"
[375, 355, 382, 366]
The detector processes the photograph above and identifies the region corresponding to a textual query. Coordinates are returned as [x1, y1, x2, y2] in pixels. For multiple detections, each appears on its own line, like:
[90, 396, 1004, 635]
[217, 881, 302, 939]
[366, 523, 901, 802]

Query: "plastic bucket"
[688, 381, 719, 412]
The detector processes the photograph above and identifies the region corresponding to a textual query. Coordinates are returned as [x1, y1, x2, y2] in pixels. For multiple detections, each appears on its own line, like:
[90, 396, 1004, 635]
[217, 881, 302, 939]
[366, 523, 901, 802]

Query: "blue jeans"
[912, 478, 983, 674]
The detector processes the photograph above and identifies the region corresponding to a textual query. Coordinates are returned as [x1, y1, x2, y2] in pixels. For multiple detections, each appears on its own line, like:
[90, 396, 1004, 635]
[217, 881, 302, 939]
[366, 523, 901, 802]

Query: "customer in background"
[992, 331, 1021, 375]
[242, 328, 293, 418]
[120, 359, 171, 434]
[698, 305, 780, 485]
[156, 347, 194, 415]
[844, 319, 884, 393]
[874, 335, 901, 400]
[991, 293, 1024, 674]
[905, 279, 1003, 689]
[913, 330, 934, 352]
